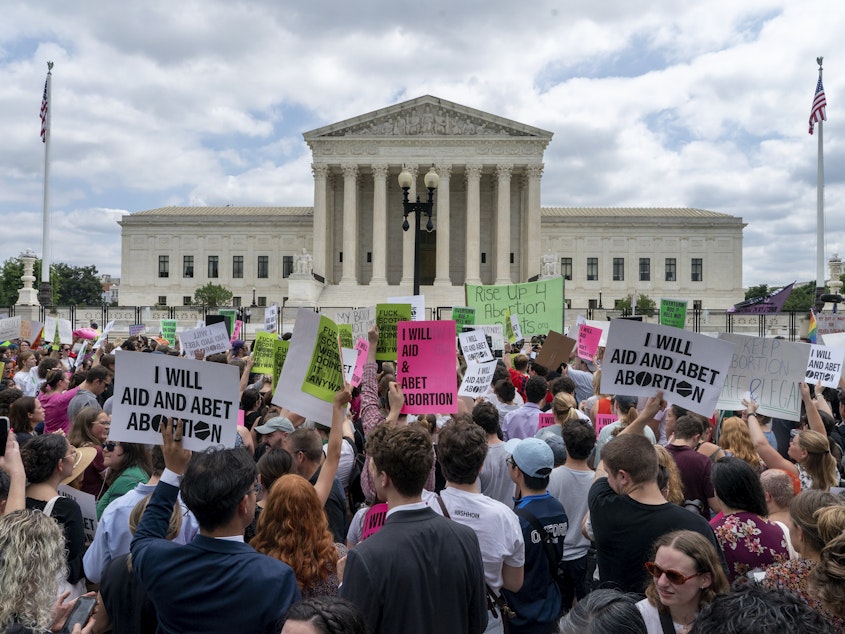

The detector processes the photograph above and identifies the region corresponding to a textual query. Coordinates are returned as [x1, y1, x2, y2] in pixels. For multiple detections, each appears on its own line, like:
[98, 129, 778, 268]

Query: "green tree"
[615, 293, 657, 316]
[51, 263, 103, 305]
[744, 284, 770, 300]
[193, 283, 233, 308]
[783, 282, 817, 312]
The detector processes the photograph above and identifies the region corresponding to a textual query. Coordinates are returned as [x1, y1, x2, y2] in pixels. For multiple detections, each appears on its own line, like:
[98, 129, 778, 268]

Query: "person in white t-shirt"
[435, 416, 525, 634]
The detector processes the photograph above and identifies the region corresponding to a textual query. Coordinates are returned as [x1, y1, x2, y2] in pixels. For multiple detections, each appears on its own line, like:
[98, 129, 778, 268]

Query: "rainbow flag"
[808, 310, 818, 344]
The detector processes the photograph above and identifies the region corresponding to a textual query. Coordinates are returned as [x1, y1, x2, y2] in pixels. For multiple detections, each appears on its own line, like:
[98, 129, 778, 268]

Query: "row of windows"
[561, 257, 703, 283]
[158, 255, 293, 279]
[157, 296, 269, 307]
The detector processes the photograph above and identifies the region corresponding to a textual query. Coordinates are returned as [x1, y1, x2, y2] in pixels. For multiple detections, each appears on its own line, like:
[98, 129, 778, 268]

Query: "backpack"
[513, 507, 570, 619]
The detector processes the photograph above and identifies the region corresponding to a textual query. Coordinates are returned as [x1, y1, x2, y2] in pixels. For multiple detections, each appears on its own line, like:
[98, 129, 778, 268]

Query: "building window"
[283, 256, 294, 278]
[612, 258, 624, 281]
[258, 256, 269, 279]
[208, 256, 219, 278]
[183, 255, 194, 278]
[233, 296, 242, 308]
[258, 296, 267, 307]
[367, 252, 372, 263]
[587, 258, 598, 281]
[481, 253, 487, 264]
[510, 253, 515, 264]
[339, 252, 343, 263]
[232, 256, 244, 279]
[183, 296, 192, 306]
[691, 258, 703, 282]
[561, 257, 572, 280]
[639, 258, 650, 281]
[157, 295, 167, 306]
[158, 255, 169, 278]
[665, 258, 676, 282]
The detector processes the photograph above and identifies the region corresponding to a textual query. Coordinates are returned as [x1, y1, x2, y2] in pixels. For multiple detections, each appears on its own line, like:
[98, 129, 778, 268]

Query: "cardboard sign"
[466, 278, 564, 337]
[817, 314, 845, 336]
[459, 330, 493, 363]
[58, 319, 73, 345]
[301, 315, 344, 403]
[538, 412, 556, 429]
[111, 353, 240, 450]
[452, 307, 476, 335]
[595, 413, 617, 434]
[264, 305, 278, 333]
[129, 324, 146, 337]
[333, 307, 376, 341]
[350, 338, 369, 387]
[397, 320, 458, 414]
[272, 339, 289, 390]
[93, 320, 115, 350]
[178, 322, 231, 358]
[0, 316, 21, 341]
[251, 331, 278, 374]
[577, 324, 602, 362]
[375, 303, 412, 361]
[660, 299, 688, 329]
[43, 316, 58, 343]
[387, 295, 425, 321]
[58, 485, 98, 544]
[160, 320, 177, 346]
[458, 360, 497, 398]
[805, 344, 845, 388]
[535, 331, 576, 371]
[602, 320, 734, 417]
[338, 324, 354, 350]
[716, 333, 810, 421]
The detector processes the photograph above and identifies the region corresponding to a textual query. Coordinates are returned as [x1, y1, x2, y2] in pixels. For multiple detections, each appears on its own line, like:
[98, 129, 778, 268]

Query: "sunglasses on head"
[644, 561, 701, 585]
[102, 441, 119, 452]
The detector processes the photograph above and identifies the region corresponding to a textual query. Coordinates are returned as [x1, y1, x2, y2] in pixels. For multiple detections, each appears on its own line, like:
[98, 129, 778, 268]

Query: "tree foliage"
[615, 293, 657, 316]
[744, 284, 770, 300]
[0, 258, 102, 306]
[193, 283, 233, 308]
[783, 282, 817, 312]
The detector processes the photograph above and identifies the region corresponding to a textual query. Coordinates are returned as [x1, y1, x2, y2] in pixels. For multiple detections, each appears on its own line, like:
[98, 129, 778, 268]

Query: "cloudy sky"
[1, 1, 842, 288]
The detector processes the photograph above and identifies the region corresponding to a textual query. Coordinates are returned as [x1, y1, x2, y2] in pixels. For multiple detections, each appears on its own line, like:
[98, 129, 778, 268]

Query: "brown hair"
[602, 434, 658, 485]
[789, 490, 845, 555]
[797, 430, 838, 491]
[808, 505, 845, 617]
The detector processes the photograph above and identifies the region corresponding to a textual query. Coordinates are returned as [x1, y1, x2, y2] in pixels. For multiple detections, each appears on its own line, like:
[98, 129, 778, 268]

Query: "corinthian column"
[465, 164, 482, 285]
[434, 164, 452, 286]
[523, 164, 544, 280]
[340, 164, 359, 284]
[494, 164, 513, 285]
[311, 164, 329, 279]
[370, 164, 389, 285]
[400, 165, 418, 287]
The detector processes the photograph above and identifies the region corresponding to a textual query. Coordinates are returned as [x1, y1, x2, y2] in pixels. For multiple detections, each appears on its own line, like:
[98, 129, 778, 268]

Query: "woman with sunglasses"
[68, 406, 110, 498]
[95, 441, 152, 519]
[636, 530, 728, 634]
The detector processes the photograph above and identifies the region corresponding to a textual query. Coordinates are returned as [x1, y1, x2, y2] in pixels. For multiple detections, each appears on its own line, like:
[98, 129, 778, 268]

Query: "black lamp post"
[251, 287, 257, 307]
[398, 165, 439, 295]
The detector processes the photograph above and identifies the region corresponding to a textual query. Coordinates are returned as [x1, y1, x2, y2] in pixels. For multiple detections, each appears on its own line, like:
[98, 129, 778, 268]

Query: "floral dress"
[763, 558, 845, 630]
[711, 511, 789, 582]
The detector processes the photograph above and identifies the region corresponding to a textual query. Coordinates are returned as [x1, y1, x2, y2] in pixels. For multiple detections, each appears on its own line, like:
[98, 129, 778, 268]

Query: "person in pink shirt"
[38, 368, 78, 434]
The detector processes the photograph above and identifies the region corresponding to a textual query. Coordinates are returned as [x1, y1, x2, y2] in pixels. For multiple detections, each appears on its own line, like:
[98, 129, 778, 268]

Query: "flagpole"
[816, 57, 826, 301]
[39, 61, 53, 307]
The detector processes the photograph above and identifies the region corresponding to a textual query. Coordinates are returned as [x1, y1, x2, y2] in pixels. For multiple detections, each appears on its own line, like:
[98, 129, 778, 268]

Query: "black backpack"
[513, 507, 570, 618]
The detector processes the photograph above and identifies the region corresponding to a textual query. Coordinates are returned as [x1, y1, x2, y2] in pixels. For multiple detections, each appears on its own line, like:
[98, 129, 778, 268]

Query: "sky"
[0, 1, 843, 289]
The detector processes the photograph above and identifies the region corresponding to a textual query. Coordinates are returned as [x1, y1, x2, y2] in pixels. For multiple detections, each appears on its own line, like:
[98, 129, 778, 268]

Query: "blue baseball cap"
[504, 437, 554, 477]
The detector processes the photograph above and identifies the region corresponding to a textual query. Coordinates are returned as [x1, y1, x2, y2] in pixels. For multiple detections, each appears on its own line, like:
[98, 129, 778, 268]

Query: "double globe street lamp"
[398, 165, 439, 295]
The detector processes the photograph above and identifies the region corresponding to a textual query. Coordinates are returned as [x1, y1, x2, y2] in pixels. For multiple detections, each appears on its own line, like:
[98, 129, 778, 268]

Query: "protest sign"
[388, 294, 425, 321]
[577, 323, 602, 362]
[805, 344, 845, 388]
[251, 331, 278, 374]
[272, 339, 289, 390]
[660, 299, 688, 329]
[0, 316, 21, 341]
[21, 320, 41, 342]
[333, 307, 376, 341]
[272, 309, 339, 424]
[459, 330, 494, 363]
[231, 320, 243, 343]
[43, 316, 57, 343]
[397, 320, 457, 414]
[111, 352, 240, 450]
[73, 342, 88, 370]
[58, 485, 98, 544]
[509, 311, 524, 343]
[468, 324, 505, 358]
[585, 320, 610, 347]
[341, 347, 358, 384]
[716, 333, 810, 420]
[160, 320, 178, 346]
[264, 305, 278, 333]
[602, 320, 734, 417]
[218, 309, 238, 337]
[375, 303, 412, 361]
[535, 331, 576, 371]
[595, 413, 617, 434]
[58, 319, 73, 345]
[129, 324, 146, 337]
[458, 360, 497, 398]
[179, 322, 231, 358]
[822, 331, 845, 348]
[93, 320, 115, 350]
[538, 412, 556, 430]
[452, 306, 476, 335]
[466, 278, 564, 336]
[338, 324, 354, 349]
[817, 314, 845, 337]
[350, 338, 369, 387]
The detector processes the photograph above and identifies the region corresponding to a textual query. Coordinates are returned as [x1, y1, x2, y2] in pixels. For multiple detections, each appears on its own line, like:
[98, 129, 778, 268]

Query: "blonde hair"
[0, 510, 67, 631]
[552, 392, 579, 426]
[719, 417, 762, 471]
[654, 444, 685, 506]
[125, 493, 183, 572]
[809, 505, 845, 617]
[798, 430, 839, 491]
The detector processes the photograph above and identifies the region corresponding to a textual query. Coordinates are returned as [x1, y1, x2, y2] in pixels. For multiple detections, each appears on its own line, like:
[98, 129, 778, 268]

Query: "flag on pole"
[808, 309, 818, 344]
[40, 77, 48, 142]
[809, 76, 827, 135]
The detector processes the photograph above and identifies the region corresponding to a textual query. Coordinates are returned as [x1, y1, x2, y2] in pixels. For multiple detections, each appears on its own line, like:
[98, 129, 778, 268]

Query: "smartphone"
[62, 595, 96, 634]
[0, 416, 9, 457]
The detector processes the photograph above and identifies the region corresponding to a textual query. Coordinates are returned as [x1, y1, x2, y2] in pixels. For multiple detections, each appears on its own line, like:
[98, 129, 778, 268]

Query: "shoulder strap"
[435, 493, 450, 519]
[657, 607, 676, 634]
[42, 494, 61, 517]
[514, 506, 563, 574]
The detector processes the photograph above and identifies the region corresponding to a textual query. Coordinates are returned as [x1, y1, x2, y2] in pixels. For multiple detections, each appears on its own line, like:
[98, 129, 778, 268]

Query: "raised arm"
[800, 382, 827, 436]
[619, 392, 665, 436]
[744, 400, 797, 474]
[0, 435, 25, 513]
[314, 387, 352, 506]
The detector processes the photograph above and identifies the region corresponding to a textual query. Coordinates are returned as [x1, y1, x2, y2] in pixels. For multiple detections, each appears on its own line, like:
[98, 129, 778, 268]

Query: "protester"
[39, 368, 78, 434]
[96, 441, 152, 518]
[8, 396, 43, 447]
[665, 414, 720, 519]
[13, 351, 38, 396]
[594, 394, 655, 467]
[759, 468, 799, 558]
[66, 365, 112, 424]
[559, 589, 647, 634]
[281, 597, 369, 634]
[718, 416, 764, 473]
[67, 406, 109, 497]
[807, 503, 845, 624]
[473, 400, 513, 507]
[245, 448, 294, 542]
[503, 376, 547, 440]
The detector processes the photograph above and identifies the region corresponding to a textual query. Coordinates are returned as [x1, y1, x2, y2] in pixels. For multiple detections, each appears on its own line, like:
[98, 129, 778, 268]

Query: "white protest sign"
[178, 322, 231, 357]
[716, 333, 810, 421]
[58, 484, 98, 544]
[58, 319, 73, 345]
[73, 341, 88, 369]
[341, 347, 358, 383]
[333, 307, 376, 341]
[821, 331, 845, 347]
[468, 323, 505, 357]
[805, 344, 845, 388]
[43, 316, 57, 342]
[458, 360, 498, 398]
[264, 305, 278, 332]
[93, 320, 115, 350]
[111, 353, 240, 450]
[459, 330, 493, 363]
[601, 319, 734, 417]
[510, 313, 523, 343]
[0, 316, 21, 341]
[585, 320, 610, 347]
[388, 295, 425, 321]
[817, 314, 845, 336]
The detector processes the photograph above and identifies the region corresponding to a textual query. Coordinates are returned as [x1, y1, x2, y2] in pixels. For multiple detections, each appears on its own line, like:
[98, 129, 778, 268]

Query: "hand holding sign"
[162, 417, 192, 476]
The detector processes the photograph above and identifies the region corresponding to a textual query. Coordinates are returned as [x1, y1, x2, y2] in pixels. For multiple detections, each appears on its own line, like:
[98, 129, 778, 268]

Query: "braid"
[285, 596, 368, 634]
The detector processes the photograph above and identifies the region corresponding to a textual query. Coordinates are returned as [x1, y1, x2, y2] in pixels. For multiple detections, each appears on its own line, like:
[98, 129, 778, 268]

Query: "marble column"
[494, 164, 513, 285]
[400, 165, 418, 287]
[434, 164, 452, 286]
[464, 163, 482, 285]
[311, 164, 329, 279]
[523, 164, 544, 280]
[340, 163, 359, 284]
[370, 164, 389, 285]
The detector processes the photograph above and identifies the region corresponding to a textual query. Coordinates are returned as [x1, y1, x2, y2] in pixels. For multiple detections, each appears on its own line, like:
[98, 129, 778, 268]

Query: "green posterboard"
[338, 324, 354, 349]
[252, 331, 277, 374]
[160, 319, 177, 346]
[452, 306, 476, 335]
[301, 316, 344, 402]
[218, 309, 238, 337]
[660, 299, 688, 329]
[375, 303, 412, 361]
[465, 278, 564, 337]
[272, 339, 289, 390]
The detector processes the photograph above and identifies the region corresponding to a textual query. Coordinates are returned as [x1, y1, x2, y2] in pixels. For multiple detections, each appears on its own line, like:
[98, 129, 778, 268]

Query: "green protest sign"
[338, 324, 354, 349]
[252, 331, 277, 374]
[465, 278, 564, 336]
[160, 319, 177, 346]
[218, 309, 238, 337]
[272, 339, 289, 390]
[503, 308, 515, 344]
[376, 303, 412, 361]
[452, 306, 476, 335]
[301, 316, 345, 402]
[660, 299, 688, 329]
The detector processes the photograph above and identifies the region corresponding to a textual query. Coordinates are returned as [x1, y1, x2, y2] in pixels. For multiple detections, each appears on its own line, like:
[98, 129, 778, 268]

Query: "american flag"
[39, 78, 48, 142]
[809, 76, 827, 135]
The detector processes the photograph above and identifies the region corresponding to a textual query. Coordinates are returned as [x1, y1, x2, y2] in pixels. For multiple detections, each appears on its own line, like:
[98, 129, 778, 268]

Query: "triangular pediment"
[303, 95, 552, 141]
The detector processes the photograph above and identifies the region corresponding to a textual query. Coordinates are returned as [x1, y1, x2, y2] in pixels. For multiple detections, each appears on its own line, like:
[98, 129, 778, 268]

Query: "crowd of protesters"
[2, 323, 845, 634]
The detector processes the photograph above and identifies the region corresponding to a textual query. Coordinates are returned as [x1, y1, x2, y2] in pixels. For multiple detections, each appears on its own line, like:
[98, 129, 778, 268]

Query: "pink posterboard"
[231, 320, 243, 343]
[538, 412, 556, 429]
[578, 323, 602, 361]
[350, 338, 369, 387]
[595, 413, 617, 434]
[397, 320, 457, 414]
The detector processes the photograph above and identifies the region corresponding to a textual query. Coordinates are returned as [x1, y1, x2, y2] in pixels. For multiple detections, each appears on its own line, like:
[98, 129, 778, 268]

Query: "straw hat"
[61, 446, 97, 486]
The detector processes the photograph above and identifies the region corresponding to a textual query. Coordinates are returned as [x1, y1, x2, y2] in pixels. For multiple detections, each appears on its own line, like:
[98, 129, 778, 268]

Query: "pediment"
[303, 95, 552, 141]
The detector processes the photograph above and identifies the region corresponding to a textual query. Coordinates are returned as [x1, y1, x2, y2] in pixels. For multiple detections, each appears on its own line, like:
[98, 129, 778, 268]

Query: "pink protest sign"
[397, 320, 457, 414]
[595, 413, 617, 434]
[538, 412, 556, 429]
[237, 409, 245, 427]
[350, 338, 369, 387]
[578, 324, 602, 362]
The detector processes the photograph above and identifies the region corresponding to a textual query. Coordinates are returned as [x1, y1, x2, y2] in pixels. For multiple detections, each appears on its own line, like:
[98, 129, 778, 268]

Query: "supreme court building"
[119, 95, 745, 314]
